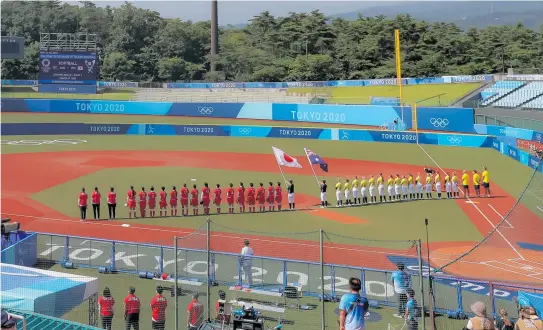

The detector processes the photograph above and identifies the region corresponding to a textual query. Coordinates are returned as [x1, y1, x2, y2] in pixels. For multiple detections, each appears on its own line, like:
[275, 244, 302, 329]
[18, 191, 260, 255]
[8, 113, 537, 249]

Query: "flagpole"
[304, 148, 322, 189]
[272, 147, 289, 184]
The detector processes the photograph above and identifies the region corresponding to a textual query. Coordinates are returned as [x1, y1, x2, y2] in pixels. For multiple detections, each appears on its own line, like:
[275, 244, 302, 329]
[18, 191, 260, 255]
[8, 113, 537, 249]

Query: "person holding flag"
[287, 179, 295, 210]
[272, 147, 302, 210]
[319, 179, 328, 208]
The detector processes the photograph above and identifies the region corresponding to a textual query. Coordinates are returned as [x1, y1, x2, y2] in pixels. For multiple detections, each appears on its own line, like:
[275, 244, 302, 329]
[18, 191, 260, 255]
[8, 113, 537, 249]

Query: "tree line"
[1, 1, 542, 82]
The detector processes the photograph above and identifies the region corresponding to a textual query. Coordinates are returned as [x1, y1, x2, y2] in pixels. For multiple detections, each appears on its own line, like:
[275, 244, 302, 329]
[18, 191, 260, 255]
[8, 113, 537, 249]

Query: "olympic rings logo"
[537, 133, 542, 142]
[430, 118, 449, 128]
[447, 136, 462, 145]
[238, 128, 252, 135]
[198, 106, 214, 115]
[1, 139, 88, 146]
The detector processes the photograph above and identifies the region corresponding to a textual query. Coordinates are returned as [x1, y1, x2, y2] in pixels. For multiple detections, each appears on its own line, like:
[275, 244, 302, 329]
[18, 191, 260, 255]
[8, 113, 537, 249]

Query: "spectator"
[495, 309, 514, 330]
[150, 286, 168, 330]
[391, 262, 411, 318]
[124, 286, 141, 330]
[98, 287, 115, 330]
[1, 310, 17, 330]
[240, 239, 254, 287]
[515, 303, 542, 330]
[187, 293, 204, 330]
[466, 301, 494, 330]
[339, 277, 369, 330]
[404, 288, 418, 330]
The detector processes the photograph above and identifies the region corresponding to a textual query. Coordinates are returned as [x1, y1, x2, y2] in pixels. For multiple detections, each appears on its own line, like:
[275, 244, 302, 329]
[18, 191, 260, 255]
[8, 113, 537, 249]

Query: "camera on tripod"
[424, 168, 436, 175]
[1, 218, 20, 240]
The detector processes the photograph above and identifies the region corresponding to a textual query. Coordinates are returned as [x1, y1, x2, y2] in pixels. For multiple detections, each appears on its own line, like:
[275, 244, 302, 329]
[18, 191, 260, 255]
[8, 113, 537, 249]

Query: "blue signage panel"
[416, 107, 475, 133]
[98, 81, 138, 88]
[38, 84, 97, 94]
[39, 51, 99, 85]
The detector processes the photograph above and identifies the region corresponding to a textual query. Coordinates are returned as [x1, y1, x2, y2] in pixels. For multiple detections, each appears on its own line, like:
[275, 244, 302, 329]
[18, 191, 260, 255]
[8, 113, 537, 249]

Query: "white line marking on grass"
[487, 204, 514, 228]
[537, 206, 543, 213]
[417, 144, 524, 260]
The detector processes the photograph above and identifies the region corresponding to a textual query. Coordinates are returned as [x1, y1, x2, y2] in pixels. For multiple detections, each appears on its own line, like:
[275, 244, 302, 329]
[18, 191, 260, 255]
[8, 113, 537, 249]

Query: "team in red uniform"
[267, 182, 275, 211]
[170, 186, 178, 216]
[201, 183, 211, 215]
[256, 183, 266, 212]
[226, 183, 235, 214]
[139, 187, 147, 218]
[180, 184, 190, 216]
[190, 184, 199, 215]
[107, 187, 117, 220]
[275, 182, 283, 211]
[92, 187, 101, 220]
[247, 183, 256, 213]
[150, 286, 168, 330]
[213, 184, 222, 214]
[237, 182, 246, 213]
[159, 187, 168, 217]
[126, 186, 137, 218]
[78, 187, 88, 221]
[148, 187, 157, 217]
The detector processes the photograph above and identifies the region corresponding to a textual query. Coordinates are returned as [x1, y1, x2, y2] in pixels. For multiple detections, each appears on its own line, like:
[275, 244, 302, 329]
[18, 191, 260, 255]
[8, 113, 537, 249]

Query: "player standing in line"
[335, 179, 342, 207]
[139, 187, 147, 218]
[267, 182, 275, 211]
[482, 166, 491, 198]
[201, 183, 211, 215]
[213, 184, 222, 214]
[369, 175, 377, 203]
[462, 170, 470, 198]
[287, 179, 295, 210]
[444, 173, 451, 199]
[180, 184, 190, 216]
[344, 179, 351, 206]
[191, 184, 199, 215]
[434, 172, 442, 199]
[408, 174, 415, 200]
[352, 176, 360, 205]
[377, 173, 384, 203]
[452, 172, 459, 198]
[257, 183, 266, 212]
[78, 187, 88, 221]
[247, 183, 256, 213]
[415, 173, 423, 199]
[127, 186, 137, 219]
[394, 174, 402, 201]
[226, 183, 235, 214]
[387, 175, 395, 202]
[148, 187, 157, 217]
[425, 174, 433, 199]
[92, 187, 101, 220]
[170, 186, 178, 217]
[473, 170, 481, 197]
[237, 182, 246, 213]
[319, 180, 328, 208]
[275, 182, 283, 211]
[159, 187, 167, 217]
[401, 175, 408, 200]
[107, 187, 117, 220]
[361, 176, 368, 204]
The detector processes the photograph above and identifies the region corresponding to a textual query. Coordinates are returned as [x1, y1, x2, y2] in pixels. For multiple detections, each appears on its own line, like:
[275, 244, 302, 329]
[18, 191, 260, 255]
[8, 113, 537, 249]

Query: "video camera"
[233, 306, 263, 330]
[424, 168, 436, 174]
[1, 218, 20, 240]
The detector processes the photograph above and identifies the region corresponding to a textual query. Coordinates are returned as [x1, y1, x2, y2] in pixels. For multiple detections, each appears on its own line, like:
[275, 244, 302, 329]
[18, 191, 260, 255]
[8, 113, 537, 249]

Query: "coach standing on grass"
[124, 286, 141, 330]
[92, 187, 101, 220]
[339, 277, 369, 330]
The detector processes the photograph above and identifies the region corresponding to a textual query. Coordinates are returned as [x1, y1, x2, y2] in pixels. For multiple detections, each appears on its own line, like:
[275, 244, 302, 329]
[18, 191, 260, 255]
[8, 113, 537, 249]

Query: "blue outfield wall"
[0, 98, 476, 133]
[1, 122, 493, 148]
[1, 232, 38, 267]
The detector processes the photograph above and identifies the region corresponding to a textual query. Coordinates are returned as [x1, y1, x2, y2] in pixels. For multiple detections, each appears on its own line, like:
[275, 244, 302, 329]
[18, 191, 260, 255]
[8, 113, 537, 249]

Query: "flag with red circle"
[272, 147, 302, 168]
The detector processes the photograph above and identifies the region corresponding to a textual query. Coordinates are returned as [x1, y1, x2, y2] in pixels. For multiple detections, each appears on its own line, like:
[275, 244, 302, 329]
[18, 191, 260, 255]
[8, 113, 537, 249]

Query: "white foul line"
[487, 204, 514, 228]
[417, 144, 524, 260]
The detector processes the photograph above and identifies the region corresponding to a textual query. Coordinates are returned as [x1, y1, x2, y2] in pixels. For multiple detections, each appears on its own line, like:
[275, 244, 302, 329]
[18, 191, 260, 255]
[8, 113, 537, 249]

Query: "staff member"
[335, 179, 343, 207]
[124, 286, 141, 330]
[482, 167, 491, 198]
[287, 179, 295, 210]
[473, 170, 481, 197]
[319, 180, 328, 208]
[187, 293, 204, 330]
[405, 288, 418, 330]
[150, 286, 168, 330]
[240, 239, 254, 287]
[338, 277, 369, 330]
[107, 187, 117, 220]
[92, 187, 101, 220]
[78, 187, 88, 221]
[98, 287, 115, 330]
[391, 262, 411, 318]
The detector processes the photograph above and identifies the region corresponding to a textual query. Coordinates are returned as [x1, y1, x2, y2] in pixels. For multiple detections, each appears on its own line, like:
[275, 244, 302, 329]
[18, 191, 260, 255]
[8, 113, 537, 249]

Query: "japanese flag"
[272, 147, 302, 168]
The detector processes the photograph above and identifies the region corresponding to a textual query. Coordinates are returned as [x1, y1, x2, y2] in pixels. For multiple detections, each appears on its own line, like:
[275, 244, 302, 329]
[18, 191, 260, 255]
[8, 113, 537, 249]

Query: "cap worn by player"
[129, 286, 136, 294]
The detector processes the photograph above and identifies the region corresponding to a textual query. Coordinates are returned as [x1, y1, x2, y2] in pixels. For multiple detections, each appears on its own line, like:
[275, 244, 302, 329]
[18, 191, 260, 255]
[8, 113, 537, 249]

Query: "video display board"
[1, 36, 25, 60]
[39, 51, 99, 85]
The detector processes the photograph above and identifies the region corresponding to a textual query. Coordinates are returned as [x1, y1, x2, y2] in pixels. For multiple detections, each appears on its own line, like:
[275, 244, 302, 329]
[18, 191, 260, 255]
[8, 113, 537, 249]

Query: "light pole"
[210, 0, 219, 72]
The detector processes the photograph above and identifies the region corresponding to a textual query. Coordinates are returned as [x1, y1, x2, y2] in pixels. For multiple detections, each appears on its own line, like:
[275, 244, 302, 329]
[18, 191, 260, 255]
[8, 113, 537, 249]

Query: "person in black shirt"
[320, 180, 328, 208]
[287, 179, 295, 210]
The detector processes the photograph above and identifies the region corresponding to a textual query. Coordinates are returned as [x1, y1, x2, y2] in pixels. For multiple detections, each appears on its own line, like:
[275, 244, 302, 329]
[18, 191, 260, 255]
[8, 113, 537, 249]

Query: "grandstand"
[134, 88, 313, 103]
[480, 80, 543, 109]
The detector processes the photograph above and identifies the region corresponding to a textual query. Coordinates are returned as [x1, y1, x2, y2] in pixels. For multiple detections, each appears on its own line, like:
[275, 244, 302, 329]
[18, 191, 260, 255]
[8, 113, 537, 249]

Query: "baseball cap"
[129, 286, 136, 294]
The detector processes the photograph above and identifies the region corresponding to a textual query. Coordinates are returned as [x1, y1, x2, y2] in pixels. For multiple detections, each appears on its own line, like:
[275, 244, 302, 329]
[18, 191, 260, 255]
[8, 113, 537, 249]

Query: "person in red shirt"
[201, 182, 211, 215]
[213, 184, 222, 214]
[107, 187, 117, 220]
[91, 187, 101, 220]
[138, 187, 147, 218]
[126, 186, 137, 219]
[98, 287, 115, 330]
[226, 183, 235, 214]
[246, 183, 255, 213]
[180, 184, 190, 217]
[267, 182, 275, 211]
[159, 187, 167, 217]
[124, 286, 141, 330]
[150, 286, 168, 330]
[148, 186, 157, 217]
[170, 186, 178, 217]
[256, 183, 265, 212]
[78, 187, 88, 221]
[275, 182, 283, 211]
[186, 293, 204, 330]
[237, 182, 246, 213]
[190, 184, 199, 216]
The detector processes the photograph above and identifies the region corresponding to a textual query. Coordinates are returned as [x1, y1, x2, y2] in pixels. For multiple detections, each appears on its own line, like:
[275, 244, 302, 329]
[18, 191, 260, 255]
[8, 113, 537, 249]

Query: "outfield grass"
[289, 83, 482, 106]
[1, 86, 135, 100]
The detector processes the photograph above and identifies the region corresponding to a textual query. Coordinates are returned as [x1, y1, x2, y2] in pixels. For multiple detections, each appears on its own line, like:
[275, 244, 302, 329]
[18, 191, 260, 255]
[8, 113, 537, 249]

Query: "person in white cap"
[466, 301, 493, 330]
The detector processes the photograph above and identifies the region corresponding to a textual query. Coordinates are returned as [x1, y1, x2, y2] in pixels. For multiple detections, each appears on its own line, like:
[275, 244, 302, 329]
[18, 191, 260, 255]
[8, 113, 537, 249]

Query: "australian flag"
[304, 148, 329, 172]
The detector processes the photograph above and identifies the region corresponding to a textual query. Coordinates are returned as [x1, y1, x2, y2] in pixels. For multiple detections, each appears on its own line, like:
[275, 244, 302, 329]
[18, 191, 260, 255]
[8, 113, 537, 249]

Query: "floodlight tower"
[210, 0, 219, 71]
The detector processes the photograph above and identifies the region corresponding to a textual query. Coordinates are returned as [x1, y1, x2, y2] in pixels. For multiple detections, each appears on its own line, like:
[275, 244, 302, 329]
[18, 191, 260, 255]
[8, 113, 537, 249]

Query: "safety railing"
[475, 114, 543, 131]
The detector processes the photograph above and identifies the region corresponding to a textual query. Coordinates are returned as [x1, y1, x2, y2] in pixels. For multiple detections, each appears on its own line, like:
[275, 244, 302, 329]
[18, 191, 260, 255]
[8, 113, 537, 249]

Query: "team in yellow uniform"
[425, 174, 433, 199]
[361, 177, 369, 204]
[462, 170, 470, 198]
[377, 174, 384, 203]
[352, 176, 360, 205]
[473, 170, 481, 197]
[401, 176, 408, 200]
[415, 173, 422, 199]
[344, 179, 352, 206]
[387, 176, 395, 202]
[444, 173, 451, 199]
[451, 172, 459, 198]
[434, 172, 442, 199]
[482, 167, 491, 197]
[368, 176, 376, 203]
[335, 179, 342, 207]
[394, 175, 401, 200]
[408, 174, 415, 200]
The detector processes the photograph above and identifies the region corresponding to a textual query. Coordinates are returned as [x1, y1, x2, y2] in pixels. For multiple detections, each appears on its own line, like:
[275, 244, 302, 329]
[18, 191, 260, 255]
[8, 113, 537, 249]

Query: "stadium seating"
[134, 88, 313, 103]
[492, 81, 543, 108]
[480, 80, 525, 105]
[522, 94, 543, 109]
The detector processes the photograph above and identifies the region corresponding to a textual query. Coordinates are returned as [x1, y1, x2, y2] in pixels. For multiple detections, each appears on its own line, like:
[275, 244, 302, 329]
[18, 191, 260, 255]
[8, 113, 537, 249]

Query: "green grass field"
[1, 86, 135, 100]
[289, 83, 482, 106]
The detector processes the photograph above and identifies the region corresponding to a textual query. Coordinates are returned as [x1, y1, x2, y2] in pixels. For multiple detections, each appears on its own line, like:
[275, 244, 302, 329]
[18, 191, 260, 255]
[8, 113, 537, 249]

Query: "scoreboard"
[39, 51, 99, 85]
[1, 36, 25, 60]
